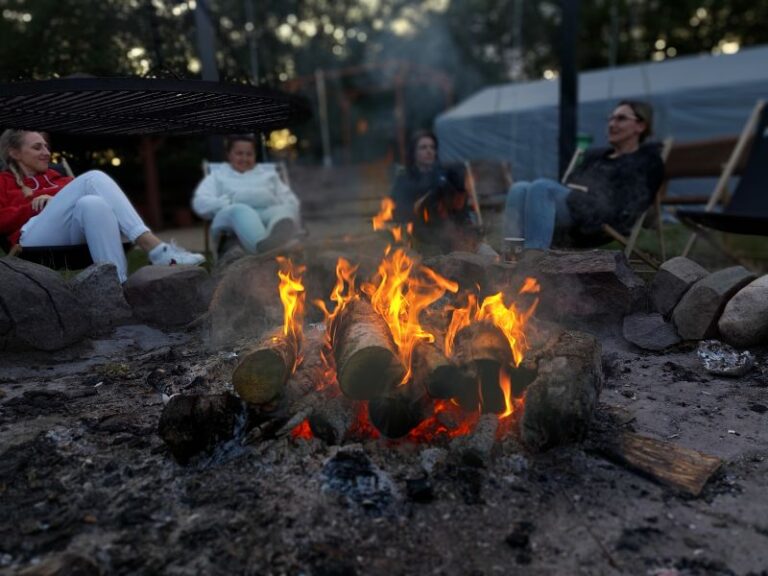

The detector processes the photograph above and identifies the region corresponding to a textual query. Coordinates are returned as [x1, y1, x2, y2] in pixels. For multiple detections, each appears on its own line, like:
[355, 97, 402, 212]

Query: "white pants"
[20, 170, 150, 282]
[210, 202, 299, 254]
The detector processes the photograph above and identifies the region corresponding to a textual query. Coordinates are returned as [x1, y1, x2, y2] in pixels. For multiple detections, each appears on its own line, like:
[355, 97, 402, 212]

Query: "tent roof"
[441, 45, 768, 122]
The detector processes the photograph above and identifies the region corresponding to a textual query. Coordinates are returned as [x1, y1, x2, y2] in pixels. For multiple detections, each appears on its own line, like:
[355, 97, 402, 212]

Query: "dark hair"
[617, 100, 654, 142]
[406, 129, 438, 172]
[224, 133, 257, 153]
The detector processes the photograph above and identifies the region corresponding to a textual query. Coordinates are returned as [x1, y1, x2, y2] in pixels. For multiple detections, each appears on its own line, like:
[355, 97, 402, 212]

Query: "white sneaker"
[149, 241, 206, 267]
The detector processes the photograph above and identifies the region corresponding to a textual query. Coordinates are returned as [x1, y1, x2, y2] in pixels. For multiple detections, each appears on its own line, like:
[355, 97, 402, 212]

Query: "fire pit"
[160, 203, 603, 462]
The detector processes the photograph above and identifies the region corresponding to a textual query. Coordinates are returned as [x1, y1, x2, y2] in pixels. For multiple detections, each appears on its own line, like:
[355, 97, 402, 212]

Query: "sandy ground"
[2, 222, 768, 576]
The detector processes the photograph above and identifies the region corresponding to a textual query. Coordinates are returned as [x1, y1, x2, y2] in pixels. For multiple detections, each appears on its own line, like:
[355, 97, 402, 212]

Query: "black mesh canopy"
[0, 77, 311, 136]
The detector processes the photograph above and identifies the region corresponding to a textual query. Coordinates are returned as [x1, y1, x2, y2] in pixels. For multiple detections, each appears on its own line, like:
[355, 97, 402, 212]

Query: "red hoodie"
[0, 169, 74, 245]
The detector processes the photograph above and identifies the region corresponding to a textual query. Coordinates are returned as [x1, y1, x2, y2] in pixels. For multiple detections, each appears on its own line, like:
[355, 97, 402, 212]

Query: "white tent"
[435, 45, 768, 183]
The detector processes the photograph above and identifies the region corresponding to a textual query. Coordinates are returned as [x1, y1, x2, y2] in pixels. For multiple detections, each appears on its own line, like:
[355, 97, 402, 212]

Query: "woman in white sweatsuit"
[192, 135, 300, 256]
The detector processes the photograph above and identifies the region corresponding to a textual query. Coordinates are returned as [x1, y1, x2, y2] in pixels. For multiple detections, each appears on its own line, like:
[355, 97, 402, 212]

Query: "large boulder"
[203, 255, 282, 349]
[672, 266, 756, 341]
[509, 250, 647, 332]
[0, 257, 90, 350]
[520, 330, 603, 451]
[718, 275, 768, 347]
[651, 256, 708, 317]
[124, 265, 210, 327]
[69, 263, 133, 331]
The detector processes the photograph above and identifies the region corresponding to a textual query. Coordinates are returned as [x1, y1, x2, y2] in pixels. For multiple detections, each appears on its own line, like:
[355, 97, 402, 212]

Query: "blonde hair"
[0, 129, 33, 197]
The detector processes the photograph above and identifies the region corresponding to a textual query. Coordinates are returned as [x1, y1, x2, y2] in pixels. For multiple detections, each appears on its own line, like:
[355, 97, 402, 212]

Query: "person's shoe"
[149, 241, 206, 266]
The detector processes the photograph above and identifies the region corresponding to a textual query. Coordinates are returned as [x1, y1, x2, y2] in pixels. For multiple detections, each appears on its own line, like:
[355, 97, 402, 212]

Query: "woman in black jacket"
[503, 100, 664, 249]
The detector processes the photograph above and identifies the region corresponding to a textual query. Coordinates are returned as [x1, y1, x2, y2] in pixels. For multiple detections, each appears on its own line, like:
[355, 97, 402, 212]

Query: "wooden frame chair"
[199, 160, 293, 256]
[676, 99, 768, 262]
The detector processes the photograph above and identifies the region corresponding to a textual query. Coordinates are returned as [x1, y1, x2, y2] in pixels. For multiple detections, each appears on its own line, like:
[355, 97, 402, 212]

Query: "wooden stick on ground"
[232, 327, 297, 405]
[596, 431, 722, 497]
[331, 299, 405, 400]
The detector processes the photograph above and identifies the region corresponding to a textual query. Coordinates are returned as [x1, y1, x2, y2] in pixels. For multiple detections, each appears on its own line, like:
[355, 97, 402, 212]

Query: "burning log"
[412, 340, 473, 400]
[332, 299, 405, 400]
[368, 378, 432, 439]
[158, 392, 244, 464]
[232, 327, 297, 405]
[245, 328, 326, 439]
[451, 324, 513, 413]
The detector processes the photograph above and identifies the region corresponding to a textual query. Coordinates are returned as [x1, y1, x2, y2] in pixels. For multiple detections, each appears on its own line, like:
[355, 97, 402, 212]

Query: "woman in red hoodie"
[0, 129, 204, 282]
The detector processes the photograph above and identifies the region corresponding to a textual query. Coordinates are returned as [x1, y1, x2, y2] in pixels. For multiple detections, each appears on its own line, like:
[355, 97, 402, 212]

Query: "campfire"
[231, 200, 543, 443]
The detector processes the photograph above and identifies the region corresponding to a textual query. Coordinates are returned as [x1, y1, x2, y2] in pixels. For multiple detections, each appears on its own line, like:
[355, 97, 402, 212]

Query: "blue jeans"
[503, 178, 572, 249]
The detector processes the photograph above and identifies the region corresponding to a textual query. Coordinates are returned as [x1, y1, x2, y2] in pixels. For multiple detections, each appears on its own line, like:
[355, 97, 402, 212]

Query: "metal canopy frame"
[0, 77, 311, 135]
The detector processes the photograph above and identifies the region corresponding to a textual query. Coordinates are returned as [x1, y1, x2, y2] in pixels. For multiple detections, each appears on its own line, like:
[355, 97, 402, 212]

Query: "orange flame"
[499, 367, 513, 419]
[445, 277, 539, 367]
[407, 400, 478, 442]
[276, 257, 306, 371]
[314, 257, 359, 329]
[361, 248, 458, 384]
[372, 197, 395, 231]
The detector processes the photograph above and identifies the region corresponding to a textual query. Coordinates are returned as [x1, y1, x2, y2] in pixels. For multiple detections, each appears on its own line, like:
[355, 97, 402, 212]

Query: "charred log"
[520, 330, 603, 451]
[308, 392, 355, 445]
[412, 340, 472, 400]
[158, 392, 244, 464]
[331, 299, 405, 400]
[368, 378, 432, 439]
[452, 413, 499, 467]
[452, 324, 512, 412]
[232, 327, 297, 405]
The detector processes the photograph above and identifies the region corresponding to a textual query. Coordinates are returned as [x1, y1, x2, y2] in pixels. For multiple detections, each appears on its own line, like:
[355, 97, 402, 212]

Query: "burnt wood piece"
[413, 340, 472, 400]
[232, 327, 297, 405]
[368, 377, 432, 439]
[597, 432, 722, 497]
[158, 393, 244, 464]
[308, 392, 355, 445]
[520, 330, 603, 451]
[452, 413, 499, 466]
[245, 329, 327, 439]
[452, 324, 512, 412]
[331, 299, 405, 400]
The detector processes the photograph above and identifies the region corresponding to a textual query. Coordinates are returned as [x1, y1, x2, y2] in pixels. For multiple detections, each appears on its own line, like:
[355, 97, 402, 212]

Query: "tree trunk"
[232, 326, 297, 405]
[413, 340, 472, 400]
[331, 299, 405, 400]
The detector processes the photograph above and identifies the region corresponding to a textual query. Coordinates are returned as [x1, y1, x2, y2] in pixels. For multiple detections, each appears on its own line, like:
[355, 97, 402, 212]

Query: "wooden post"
[139, 137, 163, 230]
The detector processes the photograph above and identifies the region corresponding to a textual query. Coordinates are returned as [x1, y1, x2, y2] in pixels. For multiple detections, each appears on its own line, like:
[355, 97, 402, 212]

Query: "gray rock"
[124, 265, 210, 327]
[718, 275, 768, 347]
[651, 256, 708, 317]
[0, 257, 90, 350]
[622, 312, 681, 351]
[672, 266, 756, 341]
[521, 330, 603, 451]
[69, 263, 133, 331]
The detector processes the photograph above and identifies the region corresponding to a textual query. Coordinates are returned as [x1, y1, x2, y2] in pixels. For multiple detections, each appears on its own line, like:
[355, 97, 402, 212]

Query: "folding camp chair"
[562, 139, 673, 269]
[677, 100, 768, 261]
[1, 158, 132, 269]
[199, 160, 295, 256]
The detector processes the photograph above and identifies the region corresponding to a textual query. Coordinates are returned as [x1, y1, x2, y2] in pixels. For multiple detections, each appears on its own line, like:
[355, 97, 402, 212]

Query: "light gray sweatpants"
[20, 170, 150, 282]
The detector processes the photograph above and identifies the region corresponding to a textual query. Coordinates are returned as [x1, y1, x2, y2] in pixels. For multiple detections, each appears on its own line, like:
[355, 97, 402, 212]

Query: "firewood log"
[158, 392, 244, 464]
[331, 299, 405, 400]
[451, 413, 499, 466]
[367, 378, 432, 439]
[413, 340, 473, 400]
[232, 326, 297, 405]
[244, 329, 327, 440]
[451, 324, 512, 413]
